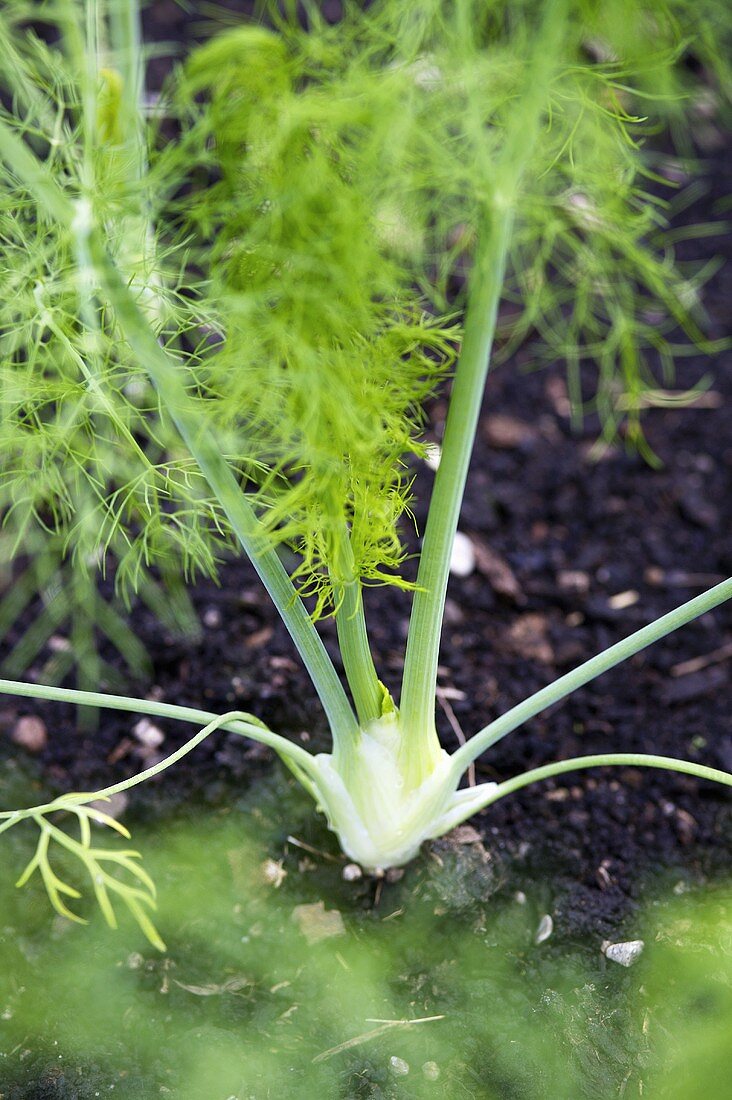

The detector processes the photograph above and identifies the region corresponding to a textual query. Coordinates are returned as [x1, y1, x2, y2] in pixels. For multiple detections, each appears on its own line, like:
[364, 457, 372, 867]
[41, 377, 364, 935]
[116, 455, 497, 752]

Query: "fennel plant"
[0, 0, 730, 948]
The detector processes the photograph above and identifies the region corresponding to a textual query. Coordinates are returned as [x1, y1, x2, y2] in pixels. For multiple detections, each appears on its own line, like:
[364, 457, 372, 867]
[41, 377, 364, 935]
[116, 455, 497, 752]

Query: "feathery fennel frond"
[6, 799, 164, 950]
[0, 0, 728, 632]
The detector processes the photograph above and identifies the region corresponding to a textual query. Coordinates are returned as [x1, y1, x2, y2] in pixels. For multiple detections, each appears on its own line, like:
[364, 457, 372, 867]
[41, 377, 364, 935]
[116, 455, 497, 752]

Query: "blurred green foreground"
[0, 755, 730, 1100]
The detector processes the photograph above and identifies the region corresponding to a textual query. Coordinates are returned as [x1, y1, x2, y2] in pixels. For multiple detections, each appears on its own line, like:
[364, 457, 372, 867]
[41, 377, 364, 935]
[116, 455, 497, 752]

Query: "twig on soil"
[671, 641, 732, 678]
[312, 1015, 445, 1063]
[436, 685, 476, 786]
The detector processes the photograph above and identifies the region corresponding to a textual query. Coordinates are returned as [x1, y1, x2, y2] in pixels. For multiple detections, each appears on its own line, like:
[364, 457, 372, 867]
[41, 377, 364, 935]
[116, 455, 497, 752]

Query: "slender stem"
[331, 532, 382, 726]
[89, 234, 358, 743]
[399, 1, 568, 778]
[0, 120, 358, 744]
[461, 754, 732, 817]
[334, 579, 382, 725]
[0, 677, 320, 781]
[399, 214, 512, 766]
[106, 0, 145, 180]
[450, 578, 732, 778]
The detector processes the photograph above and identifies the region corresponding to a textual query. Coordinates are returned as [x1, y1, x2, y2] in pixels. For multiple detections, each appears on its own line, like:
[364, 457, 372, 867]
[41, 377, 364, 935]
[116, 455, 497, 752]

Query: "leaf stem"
[460, 754, 732, 817]
[0, 119, 358, 745]
[399, 1, 568, 779]
[450, 578, 732, 778]
[331, 533, 382, 726]
[89, 236, 359, 744]
[0, 678, 320, 784]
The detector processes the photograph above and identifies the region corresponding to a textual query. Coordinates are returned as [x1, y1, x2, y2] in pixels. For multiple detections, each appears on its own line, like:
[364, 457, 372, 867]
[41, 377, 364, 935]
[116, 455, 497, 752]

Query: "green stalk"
[399, 1, 568, 780]
[450, 578, 732, 778]
[88, 231, 358, 746]
[330, 532, 382, 726]
[0, 119, 358, 745]
[0, 677, 320, 783]
[106, 0, 145, 180]
[463, 754, 732, 816]
[398, 213, 513, 776]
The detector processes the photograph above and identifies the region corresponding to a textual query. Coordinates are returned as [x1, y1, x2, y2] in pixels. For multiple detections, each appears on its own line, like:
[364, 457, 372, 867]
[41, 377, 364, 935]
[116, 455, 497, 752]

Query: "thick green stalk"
[398, 214, 513, 777]
[0, 120, 357, 744]
[450, 578, 732, 778]
[399, 1, 568, 780]
[87, 231, 359, 746]
[330, 533, 382, 726]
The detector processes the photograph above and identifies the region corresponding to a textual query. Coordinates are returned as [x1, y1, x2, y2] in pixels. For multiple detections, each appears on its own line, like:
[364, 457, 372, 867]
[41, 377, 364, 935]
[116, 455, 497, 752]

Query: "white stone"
[389, 1056, 410, 1077]
[603, 939, 645, 967]
[449, 531, 476, 577]
[132, 718, 165, 748]
[534, 914, 554, 944]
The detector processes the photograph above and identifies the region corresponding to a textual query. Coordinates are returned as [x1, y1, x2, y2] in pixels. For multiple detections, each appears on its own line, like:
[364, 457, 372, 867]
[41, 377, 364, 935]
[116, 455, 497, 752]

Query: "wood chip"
[292, 901, 346, 945]
[557, 570, 590, 594]
[245, 625, 274, 649]
[389, 1056, 410, 1077]
[662, 665, 727, 704]
[173, 976, 252, 997]
[11, 716, 47, 753]
[608, 590, 639, 610]
[472, 540, 523, 602]
[423, 442, 441, 471]
[671, 641, 732, 678]
[484, 414, 536, 449]
[505, 613, 554, 664]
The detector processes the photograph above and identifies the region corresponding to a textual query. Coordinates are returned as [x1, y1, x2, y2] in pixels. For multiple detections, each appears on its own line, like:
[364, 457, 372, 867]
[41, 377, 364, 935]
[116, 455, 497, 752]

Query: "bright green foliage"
[178, 27, 462, 607]
[1, 0, 728, 620]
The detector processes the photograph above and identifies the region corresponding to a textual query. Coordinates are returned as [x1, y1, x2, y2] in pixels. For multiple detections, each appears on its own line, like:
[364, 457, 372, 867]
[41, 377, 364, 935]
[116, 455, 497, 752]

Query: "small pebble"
[602, 939, 645, 967]
[450, 531, 476, 577]
[11, 716, 47, 753]
[342, 863, 363, 882]
[203, 607, 222, 628]
[389, 1056, 410, 1077]
[608, 590, 639, 610]
[261, 859, 287, 888]
[422, 1061, 440, 1081]
[534, 914, 554, 944]
[132, 718, 165, 749]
